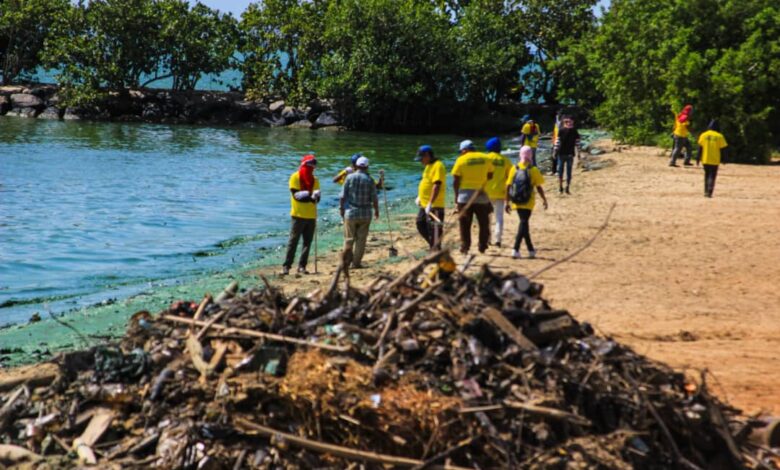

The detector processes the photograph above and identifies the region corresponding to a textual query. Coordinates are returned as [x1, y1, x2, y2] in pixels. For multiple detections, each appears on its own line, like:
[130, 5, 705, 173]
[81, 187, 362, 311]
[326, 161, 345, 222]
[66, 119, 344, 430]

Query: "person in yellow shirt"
[414, 145, 446, 250]
[451, 140, 494, 254]
[696, 120, 728, 198]
[505, 146, 548, 259]
[520, 115, 541, 165]
[283, 154, 321, 275]
[484, 137, 512, 248]
[333, 153, 384, 189]
[669, 104, 693, 167]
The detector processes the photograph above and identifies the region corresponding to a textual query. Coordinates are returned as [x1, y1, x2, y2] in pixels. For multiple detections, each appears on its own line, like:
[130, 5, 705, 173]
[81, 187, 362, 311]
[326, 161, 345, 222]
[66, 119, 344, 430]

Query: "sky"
[195, 1, 612, 19]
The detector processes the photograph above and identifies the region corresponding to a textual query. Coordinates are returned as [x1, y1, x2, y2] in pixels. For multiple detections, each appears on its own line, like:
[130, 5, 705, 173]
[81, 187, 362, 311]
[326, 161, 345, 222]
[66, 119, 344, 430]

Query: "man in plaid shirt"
[340, 156, 380, 268]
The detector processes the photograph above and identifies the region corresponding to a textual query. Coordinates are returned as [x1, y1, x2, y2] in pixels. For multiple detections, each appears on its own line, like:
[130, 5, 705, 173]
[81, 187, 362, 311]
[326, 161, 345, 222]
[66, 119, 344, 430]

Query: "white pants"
[491, 199, 505, 245]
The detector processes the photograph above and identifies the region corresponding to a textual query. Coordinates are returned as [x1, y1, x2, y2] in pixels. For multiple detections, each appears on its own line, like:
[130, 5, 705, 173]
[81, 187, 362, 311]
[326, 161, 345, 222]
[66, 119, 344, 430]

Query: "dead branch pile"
[0, 251, 777, 469]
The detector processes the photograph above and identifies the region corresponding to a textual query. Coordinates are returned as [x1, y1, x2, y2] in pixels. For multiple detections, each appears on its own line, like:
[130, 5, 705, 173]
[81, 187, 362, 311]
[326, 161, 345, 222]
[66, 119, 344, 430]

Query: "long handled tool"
[381, 177, 399, 257]
[313, 221, 318, 274]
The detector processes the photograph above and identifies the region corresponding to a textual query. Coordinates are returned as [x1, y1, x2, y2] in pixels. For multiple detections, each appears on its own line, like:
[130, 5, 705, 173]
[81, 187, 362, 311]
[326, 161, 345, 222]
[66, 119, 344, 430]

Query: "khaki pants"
[344, 218, 371, 267]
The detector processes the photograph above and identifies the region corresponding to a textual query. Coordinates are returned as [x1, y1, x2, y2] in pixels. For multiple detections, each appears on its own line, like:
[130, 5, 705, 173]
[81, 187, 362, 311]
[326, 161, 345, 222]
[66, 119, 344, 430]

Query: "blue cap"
[415, 145, 433, 161]
[521, 114, 531, 122]
[350, 153, 363, 165]
[485, 137, 501, 153]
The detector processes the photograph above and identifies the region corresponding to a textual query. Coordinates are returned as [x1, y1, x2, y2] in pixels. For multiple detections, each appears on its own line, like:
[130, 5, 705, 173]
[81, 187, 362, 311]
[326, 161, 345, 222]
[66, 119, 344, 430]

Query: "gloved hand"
[415, 196, 421, 207]
[425, 202, 432, 215]
[293, 190, 311, 201]
[312, 190, 321, 202]
[345, 167, 354, 174]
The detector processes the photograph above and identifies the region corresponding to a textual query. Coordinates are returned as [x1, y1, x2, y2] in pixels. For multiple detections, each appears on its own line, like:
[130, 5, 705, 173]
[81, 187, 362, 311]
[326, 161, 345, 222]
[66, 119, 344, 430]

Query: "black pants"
[283, 217, 316, 269]
[514, 209, 534, 252]
[670, 136, 692, 165]
[457, 202, 492, 253]
[703, 164, 719, 197]
[416, 208, 445, 249]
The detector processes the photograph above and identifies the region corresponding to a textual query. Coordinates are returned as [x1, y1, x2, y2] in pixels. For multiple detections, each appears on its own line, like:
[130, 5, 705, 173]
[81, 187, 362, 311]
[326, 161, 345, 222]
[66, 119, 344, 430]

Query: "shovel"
[381, 174, 399, 257]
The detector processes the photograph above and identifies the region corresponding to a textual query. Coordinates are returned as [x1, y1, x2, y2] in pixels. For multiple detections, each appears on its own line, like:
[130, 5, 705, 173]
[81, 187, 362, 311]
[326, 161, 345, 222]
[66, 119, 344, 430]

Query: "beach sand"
[252, 140, 780, 415]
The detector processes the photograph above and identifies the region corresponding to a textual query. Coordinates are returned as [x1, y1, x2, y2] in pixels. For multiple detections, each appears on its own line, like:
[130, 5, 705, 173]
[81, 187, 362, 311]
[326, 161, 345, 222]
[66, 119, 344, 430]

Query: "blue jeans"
[558, 154, 574, 185]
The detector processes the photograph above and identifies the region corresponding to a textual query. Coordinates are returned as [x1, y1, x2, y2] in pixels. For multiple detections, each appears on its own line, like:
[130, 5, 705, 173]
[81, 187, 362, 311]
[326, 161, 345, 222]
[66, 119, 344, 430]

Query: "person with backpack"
[484, 137, 512, 248]
[452, 140, 494, 254]
[696, 119, 728, 198]
[282, 154, 321, 275]
[553, 115, 581, 194]
[520, 115, 541, 165]
[669, 105, 693, 167]
[506, 146, 548, 259]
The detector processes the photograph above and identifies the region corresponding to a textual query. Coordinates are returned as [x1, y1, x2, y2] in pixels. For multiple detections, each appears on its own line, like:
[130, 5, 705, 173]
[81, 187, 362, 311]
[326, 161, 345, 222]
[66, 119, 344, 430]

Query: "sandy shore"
[253, 140, 780, 415]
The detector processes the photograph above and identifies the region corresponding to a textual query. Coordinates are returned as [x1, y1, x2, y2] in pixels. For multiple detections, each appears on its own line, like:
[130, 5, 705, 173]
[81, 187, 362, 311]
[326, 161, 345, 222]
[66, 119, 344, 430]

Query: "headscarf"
[298, 154, 316, 192]
[677, 104, 692, 123]
[707, 119, 720, 132]
[519, 146, 534, 165]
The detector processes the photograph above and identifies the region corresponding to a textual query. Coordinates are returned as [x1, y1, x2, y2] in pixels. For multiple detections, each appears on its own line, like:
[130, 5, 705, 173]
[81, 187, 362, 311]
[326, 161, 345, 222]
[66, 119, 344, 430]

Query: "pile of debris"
[0, 251, 777, 469]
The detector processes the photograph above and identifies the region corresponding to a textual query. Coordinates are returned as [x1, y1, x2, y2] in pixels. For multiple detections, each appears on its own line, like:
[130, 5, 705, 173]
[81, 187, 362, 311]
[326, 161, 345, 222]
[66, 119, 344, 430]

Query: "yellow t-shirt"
[335, 169, 378, 187]
[451, 151, 495, 190]
[417, 159, 447, 208]
[521, 123, 541, 148]
[673, 120, 690, 138]
[506, 162, 544, 210]
[485, 151, 512, 200]
[289, 171, 320, 219]
[697, 130, 727, 166]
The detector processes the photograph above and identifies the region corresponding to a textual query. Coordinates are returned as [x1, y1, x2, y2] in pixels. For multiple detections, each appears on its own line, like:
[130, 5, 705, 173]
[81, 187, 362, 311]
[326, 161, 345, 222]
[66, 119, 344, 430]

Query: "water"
[0, 117, 468, 325]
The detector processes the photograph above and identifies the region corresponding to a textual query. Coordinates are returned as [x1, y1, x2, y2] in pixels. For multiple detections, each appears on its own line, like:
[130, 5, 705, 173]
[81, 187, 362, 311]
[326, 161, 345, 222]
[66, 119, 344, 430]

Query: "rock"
[288, 119, 313, 129]
[142, 103, 163, 120]
[10, 93, 44, 109]
[0, 85, 25, 94]
[589, 148, 606, 156]
[281, 106, 303, 123]
[6, 107, 38, 118]
[0, 95, 8, 114]
[314, 111, 340, 128]
[38, 106, 62, 120]
[269, 100, 285, 113]
[262, 115, 288, 127]
[63, 108, 81, 120]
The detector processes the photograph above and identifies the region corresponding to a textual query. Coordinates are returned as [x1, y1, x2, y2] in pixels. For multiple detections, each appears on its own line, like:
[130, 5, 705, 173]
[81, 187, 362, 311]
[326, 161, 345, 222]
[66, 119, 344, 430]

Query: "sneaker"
[281, 266, 290, 275]
[669, 163, 678, 167]
[528, 250, 537, 259]
[565, 187, 571, 195]
[495, 242, 501, 248]
[351, 263, 363, 269]
[683, 162, 693, 166]
[512, 250, 521, 259]
[297, 266, 309, 274]
[559, 186, 564, 194]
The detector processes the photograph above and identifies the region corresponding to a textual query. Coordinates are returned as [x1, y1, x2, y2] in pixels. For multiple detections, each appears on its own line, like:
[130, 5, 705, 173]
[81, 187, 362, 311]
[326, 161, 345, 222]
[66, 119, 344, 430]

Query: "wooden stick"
[234, 417, 472, 470]
[482, 307, 537, 351]
[368, 250, 444, 306]
[160, 314, 351, 352]
[503, 400, 591, 427]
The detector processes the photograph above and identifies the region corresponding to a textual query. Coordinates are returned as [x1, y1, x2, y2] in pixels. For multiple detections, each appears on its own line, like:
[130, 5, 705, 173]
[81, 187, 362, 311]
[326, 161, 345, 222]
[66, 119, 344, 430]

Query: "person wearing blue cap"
[333, 153, 384, 189]
[484, 137, 512, 247]
[414, 145, 446, 249]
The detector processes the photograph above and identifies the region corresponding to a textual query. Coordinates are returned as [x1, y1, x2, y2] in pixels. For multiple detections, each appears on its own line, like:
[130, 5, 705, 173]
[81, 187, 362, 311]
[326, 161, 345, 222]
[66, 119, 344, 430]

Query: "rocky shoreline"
[0, 84, 343, 129]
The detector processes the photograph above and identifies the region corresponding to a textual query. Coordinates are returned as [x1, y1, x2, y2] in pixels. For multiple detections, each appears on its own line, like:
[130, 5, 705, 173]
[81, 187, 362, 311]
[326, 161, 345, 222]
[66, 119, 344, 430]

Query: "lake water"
[0, 117, 476, 325]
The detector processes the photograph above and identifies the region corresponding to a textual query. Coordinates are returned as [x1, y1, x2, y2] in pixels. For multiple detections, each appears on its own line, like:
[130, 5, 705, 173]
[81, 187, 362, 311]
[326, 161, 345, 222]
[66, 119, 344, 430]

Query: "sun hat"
[459, 140, 475, 152]
[356, 156, 369, 168]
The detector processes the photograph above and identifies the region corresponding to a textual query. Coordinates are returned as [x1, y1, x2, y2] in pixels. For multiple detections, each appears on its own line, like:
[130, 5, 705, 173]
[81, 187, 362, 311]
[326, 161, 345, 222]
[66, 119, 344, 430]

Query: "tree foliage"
[559, 0, 780, 162]
[0, 0, 70, 84]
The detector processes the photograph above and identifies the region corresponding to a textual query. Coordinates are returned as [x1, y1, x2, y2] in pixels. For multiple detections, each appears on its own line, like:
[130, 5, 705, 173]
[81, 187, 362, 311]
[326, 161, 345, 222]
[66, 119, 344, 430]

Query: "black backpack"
[509, 165, 532, 204]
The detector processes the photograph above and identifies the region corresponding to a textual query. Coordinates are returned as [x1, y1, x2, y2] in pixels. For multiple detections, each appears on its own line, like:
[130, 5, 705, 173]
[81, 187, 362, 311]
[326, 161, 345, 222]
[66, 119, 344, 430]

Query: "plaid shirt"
[342, 171, 377, 220]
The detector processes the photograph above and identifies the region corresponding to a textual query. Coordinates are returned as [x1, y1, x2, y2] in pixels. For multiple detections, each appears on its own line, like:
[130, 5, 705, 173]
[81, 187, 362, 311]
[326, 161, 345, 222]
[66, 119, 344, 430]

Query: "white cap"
[459, 140, 474, 152]
[356, 156, 369, 167]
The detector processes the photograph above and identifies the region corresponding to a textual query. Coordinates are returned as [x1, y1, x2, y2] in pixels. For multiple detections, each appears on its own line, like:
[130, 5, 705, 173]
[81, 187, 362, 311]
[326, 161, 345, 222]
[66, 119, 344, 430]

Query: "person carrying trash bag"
[340, 156, 380, 268]
[520, 115, 542, 166]
[669, 104, 694, 167]
[484, 137, 512, 248]
[414, 145, 446, 250]
[506, 145, 548, 259]
[283, 154, 321, 275]
[334, 153, 384, 189]
[696, 119, 728, 198]
[452, 140, 494, 254]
